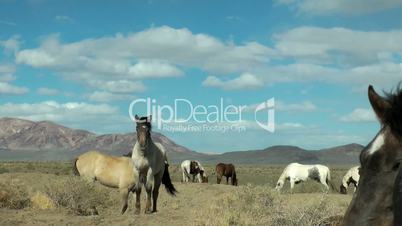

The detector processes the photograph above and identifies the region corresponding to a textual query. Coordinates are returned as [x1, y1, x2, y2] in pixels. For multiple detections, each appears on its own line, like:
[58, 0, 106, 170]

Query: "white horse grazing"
[340, 166, 360, 194]
[181, 160, 208, 183]
[131, 115, 177, 214]
[275, 163, 332, 192]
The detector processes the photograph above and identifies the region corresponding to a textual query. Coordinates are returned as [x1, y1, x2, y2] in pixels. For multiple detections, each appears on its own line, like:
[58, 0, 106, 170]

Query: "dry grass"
[0, 181, 30, 209]
[0, 162, 354, 225]
[43, 177, 111, 215]
[0, 161, 72, 175]
[197, 184, 346, 226]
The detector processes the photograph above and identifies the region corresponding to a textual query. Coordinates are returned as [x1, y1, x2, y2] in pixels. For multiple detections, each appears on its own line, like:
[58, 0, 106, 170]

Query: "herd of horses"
[72, 84, 402, 226]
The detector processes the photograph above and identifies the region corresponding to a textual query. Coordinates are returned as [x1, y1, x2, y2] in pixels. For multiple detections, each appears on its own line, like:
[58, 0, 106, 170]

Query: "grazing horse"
[131, 115, 177, 214]
[343, 85, 402, 226]
[275, 163, 332, 192]
[215, 163, 237, 186]
[181, 160, 208, 183]
[73, 150, 138, 214]
[340, 166, 360, 194]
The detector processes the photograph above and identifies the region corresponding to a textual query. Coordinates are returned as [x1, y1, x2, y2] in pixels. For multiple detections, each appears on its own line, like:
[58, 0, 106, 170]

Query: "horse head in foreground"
[131, 115, 177, 214]
[343, 85, 402, 226]
[340, 166, 360, 195]
[275, 163, 334, 192]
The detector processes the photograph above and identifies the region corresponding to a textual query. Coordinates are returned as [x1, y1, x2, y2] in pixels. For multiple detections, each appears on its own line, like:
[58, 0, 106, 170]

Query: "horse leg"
[152, 172, 163, 213]
[320, 177, 330, 191]
[120, 188, 130, 215]
[144, 170, 154, 214]
[226, 176, 229, 185]
[144, 184, 152, 214]
[217, 175, 221, 184]
[290, 178, 295, 193]
[134, 185, 142, 215]
[182, 171, 187, 182]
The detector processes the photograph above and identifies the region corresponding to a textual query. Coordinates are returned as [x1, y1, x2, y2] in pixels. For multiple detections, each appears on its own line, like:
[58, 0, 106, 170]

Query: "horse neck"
[278, 169, 288, 183]
[132, 138, 155, 158]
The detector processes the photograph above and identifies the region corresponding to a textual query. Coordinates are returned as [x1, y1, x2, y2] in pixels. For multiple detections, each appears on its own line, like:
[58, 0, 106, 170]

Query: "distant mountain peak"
[0, 117, 198, 158]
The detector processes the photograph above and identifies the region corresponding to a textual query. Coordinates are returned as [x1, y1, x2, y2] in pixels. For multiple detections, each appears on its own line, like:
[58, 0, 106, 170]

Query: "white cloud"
[88, 80, 146, 93]
[12, 25, 402, 93]
[225, 16, 244, 22]
[257, 62, 402, 90]
[15, 26, 271, 81]
[37, 87, 59, 96]
[273, 26, 402, 65]
[0, 64, 16, 82]
[244, 100, 317, 113]
[54, 15, 73, 23]
[0, 82, 28, 95]
[0, 74, 16, 82]
[1, 36, 20, 54]
[125, 61, 183, 79]
[0, 64, 27, 95]
[0, 20, 16, 26]
[340, 108, 376, 123]
[87, 91, 135, 102]
[276, 101, 317, 112]
[276, 0, 402, 15]
[202, 73, 263, 90]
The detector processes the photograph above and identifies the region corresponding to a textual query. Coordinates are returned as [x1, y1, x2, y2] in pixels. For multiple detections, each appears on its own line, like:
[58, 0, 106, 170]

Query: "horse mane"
[384, 83, 402, 136]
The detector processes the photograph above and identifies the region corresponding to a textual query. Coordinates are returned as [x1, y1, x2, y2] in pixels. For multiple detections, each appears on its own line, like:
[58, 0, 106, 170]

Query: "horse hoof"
[134, 209, 140, 215]
[145, 209, 152, 214]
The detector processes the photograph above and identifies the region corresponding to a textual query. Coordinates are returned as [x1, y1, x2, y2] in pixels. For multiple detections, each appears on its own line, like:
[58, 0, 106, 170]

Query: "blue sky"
[1, 0, 402, 153]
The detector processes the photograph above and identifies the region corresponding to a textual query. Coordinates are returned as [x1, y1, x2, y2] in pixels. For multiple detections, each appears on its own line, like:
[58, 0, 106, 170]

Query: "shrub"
[0, 181, 30, 209]
[30, 192, 55, 210]
[44, 177, 110, 215]
[0, 167, 9, 174]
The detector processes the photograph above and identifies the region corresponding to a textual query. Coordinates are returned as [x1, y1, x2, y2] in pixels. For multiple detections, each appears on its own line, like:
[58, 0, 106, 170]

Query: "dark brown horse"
[343, 85, 402, 226]
[215, 163, 237, 186]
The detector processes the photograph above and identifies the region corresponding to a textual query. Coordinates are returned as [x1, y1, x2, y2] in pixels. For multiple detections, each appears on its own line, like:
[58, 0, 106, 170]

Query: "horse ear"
[368, 85, 390, 125]
[135, 114, 140, 121]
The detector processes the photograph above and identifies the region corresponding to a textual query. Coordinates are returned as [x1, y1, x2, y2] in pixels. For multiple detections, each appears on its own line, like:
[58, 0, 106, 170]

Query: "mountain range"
[0, 117, 363, 165]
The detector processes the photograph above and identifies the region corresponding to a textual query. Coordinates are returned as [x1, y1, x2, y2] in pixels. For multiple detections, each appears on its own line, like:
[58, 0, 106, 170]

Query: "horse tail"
[162, 163, 177, 196]
[72, 158, 80, 176]
[233, 171, 238, 186]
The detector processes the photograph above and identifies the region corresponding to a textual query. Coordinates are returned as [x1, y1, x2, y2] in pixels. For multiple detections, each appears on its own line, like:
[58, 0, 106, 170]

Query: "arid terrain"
[0, 162, 354, 226]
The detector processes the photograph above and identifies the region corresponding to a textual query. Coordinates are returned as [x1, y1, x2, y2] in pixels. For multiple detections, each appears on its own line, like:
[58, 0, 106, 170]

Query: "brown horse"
[215, 163, 238, 186]
[73, 150, 138, 214]
[343, 84, 402, 226]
